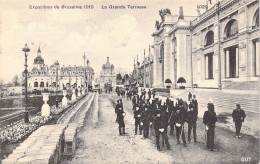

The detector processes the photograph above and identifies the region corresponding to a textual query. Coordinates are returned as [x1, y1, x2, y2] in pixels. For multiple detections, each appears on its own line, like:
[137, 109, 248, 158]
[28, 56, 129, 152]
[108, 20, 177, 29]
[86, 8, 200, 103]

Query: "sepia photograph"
[0, 0, 259, 163]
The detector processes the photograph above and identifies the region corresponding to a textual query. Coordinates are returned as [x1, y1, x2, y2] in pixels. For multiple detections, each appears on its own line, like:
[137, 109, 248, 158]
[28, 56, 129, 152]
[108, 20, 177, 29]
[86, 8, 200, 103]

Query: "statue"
[159, 8, 171, 22]
[155, 21, 160, 30]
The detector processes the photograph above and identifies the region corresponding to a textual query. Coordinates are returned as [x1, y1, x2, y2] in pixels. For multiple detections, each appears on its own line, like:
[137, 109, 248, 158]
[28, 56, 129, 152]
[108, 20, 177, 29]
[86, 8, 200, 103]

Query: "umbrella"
[177, 77, 186, 86]
[165, 79, 172, 84]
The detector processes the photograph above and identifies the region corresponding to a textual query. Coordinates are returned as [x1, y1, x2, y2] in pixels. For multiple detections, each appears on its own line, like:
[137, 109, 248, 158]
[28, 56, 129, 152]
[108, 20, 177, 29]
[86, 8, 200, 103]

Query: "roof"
[102, 57, 114, 70]
[31, 67, 39, 73]
[33, 56, 44, 65]
[85, 66, 94, 73]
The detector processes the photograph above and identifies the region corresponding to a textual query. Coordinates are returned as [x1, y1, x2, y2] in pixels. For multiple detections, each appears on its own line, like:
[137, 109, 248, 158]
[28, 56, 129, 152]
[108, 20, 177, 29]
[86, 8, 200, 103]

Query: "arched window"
[205, 30, 214, 46]
[40, 81, 44, 87]
[34, 81, 38, 87]
[225, 19, 238, 38]
[253, 9, 259, 29]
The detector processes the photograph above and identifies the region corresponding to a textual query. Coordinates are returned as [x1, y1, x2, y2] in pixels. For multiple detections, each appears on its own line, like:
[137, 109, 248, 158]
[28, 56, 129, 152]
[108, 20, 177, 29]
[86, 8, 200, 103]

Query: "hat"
[134, 104, 139, 108]
[155, 109, 162, 115]
[209, 98, 213, 103]
[236, 104, 240, 108]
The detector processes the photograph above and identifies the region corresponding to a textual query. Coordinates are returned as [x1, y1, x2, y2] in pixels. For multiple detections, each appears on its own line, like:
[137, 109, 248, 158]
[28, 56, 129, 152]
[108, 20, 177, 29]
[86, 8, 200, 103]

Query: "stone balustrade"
[2, 93, 96, 164]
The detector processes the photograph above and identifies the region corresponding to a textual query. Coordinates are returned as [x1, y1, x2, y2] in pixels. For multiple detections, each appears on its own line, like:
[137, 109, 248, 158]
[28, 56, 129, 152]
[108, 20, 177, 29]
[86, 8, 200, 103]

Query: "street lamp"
[143, 49, 146, 88]
[22, 43, 30, 123]
[55, 66, 59, 108]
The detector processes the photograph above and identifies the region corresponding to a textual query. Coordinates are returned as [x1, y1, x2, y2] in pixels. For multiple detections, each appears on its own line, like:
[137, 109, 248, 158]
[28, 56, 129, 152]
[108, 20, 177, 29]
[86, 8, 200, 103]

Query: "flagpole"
[149, 45, 151, 88]
[143, 49, 146, 88]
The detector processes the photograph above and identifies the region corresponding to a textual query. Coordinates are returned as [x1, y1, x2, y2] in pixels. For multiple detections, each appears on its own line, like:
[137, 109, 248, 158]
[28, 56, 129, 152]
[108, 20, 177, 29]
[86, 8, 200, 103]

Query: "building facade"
[28, 47, 95, 92]
[99, 57, 116, 90]
[131, 54, 153, 88]
[151, 0, 259, 89]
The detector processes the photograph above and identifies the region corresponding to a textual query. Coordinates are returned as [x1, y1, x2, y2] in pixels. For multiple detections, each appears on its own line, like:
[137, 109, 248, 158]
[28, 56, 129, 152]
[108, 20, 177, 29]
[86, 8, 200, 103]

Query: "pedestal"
[62, 90, 68, 106]
[71, 89, 76, 101]
[78, 88, 82, 97]
[41, 93, 50, 117]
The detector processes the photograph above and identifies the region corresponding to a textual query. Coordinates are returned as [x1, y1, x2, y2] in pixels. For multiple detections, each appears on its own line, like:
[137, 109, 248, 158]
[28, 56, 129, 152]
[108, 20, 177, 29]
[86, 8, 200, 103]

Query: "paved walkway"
[62, 94, 173, 164]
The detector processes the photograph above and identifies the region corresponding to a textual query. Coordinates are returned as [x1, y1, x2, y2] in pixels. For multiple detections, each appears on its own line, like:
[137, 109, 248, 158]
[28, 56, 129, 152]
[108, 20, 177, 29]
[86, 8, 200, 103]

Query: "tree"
[12, 75, 20, 86]
[115, 66, 128, 76]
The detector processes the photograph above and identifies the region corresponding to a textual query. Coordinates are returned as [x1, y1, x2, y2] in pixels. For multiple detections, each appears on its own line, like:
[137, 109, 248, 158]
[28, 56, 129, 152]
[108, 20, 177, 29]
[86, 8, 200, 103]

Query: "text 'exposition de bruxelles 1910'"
[29, 5, 147, 10]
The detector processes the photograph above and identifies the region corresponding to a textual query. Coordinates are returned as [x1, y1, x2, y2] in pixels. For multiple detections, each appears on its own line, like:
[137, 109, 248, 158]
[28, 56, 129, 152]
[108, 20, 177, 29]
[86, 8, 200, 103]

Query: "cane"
[180, 124, 184, 137]
[205, 125, 207, 146]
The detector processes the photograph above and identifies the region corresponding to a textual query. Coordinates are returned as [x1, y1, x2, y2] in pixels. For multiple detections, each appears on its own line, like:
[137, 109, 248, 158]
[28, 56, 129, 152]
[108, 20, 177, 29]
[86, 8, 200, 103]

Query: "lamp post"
[216, 1, 222, 90]
[68, 68, 71, 100]
[55, 66, 59, 108]
[148, 45, 151, 88]
[143, 49, 146, 88]
[22, 44, 30, 123]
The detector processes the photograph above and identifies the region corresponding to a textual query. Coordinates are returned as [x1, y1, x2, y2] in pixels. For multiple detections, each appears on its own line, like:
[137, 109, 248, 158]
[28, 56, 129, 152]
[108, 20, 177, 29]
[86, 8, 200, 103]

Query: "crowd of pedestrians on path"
[114, 88, 246, 151]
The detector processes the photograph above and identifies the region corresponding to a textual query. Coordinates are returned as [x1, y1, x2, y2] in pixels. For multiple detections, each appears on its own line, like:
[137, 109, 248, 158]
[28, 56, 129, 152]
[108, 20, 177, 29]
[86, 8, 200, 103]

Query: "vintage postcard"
[0, 0, 259, 163]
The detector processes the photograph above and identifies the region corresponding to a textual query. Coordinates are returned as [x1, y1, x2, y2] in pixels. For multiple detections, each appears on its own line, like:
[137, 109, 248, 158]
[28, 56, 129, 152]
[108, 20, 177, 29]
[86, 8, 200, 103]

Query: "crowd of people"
[114, 88, 246, 152]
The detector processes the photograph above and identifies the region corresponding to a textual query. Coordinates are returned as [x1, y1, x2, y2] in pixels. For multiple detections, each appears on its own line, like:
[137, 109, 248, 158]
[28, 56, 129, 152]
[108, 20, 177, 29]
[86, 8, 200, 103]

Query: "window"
[225, 20, 238, 38]
[205, 53, 213, 79]
[253, 10, 259, 29]
[34, 81, 38, 87]
[205, 30, 214, 46]
[40, 81, 44, 87]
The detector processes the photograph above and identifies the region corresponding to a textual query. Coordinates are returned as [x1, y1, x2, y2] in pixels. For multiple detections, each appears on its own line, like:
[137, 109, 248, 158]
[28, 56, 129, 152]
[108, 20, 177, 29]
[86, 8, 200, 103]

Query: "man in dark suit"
[117, 107, 126, 135]
[232, 104, 246, 138]
[203, 99, 217, 151]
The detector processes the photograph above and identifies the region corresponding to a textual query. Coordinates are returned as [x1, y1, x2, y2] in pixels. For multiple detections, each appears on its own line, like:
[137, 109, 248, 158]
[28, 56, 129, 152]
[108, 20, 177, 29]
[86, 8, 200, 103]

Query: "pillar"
[164, 36, 172, 85]
[226, 50, 230, 78]
[62, 90, 68, 106]
[239, 41, 247, 76]
[41, 93, 50, 117]
[153, 43, 162, 87]
[256, 41, 260, 76]
[71, 89, 76, 101]
[205, 55, 209, 79]
[236, 48, 239, 77]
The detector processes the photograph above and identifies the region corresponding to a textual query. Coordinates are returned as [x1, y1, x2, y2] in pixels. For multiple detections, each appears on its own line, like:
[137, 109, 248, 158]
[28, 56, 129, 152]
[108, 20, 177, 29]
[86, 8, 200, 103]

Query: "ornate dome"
[34, 56, 44, 65]
[34, 46, 45, 65]
[102, 57, 114, 70]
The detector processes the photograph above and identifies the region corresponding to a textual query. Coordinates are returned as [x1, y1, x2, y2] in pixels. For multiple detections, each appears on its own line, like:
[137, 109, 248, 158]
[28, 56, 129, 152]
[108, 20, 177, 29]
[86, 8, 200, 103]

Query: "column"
[205, 55, 208, 79]
[164, 36, 172, 85]
[252, 41, 256, 76]
[226, 50, 230, 77]
[256, 41, 260, 76]
[153, 44, 162, 87]
[236, 48, 239, 77]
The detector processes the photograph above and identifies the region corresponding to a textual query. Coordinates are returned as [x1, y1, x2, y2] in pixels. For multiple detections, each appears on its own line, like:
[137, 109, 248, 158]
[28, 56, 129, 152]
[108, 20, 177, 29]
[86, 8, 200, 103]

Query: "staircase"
[174, 89, 259, 114]
[223, 81, 259, 90]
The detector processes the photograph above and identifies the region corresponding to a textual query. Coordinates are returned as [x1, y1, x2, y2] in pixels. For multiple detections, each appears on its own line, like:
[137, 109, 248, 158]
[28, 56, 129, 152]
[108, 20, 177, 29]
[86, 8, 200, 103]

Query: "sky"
[0, 0, 216, 83]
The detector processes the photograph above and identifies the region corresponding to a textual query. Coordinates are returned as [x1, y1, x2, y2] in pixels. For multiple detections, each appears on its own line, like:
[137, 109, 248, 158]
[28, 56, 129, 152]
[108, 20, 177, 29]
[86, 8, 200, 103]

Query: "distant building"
[116, 74, 123, 85]
[28, 47, 95, 92]
[99, 57, 116, 90]
[131, 54, 153, 88]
